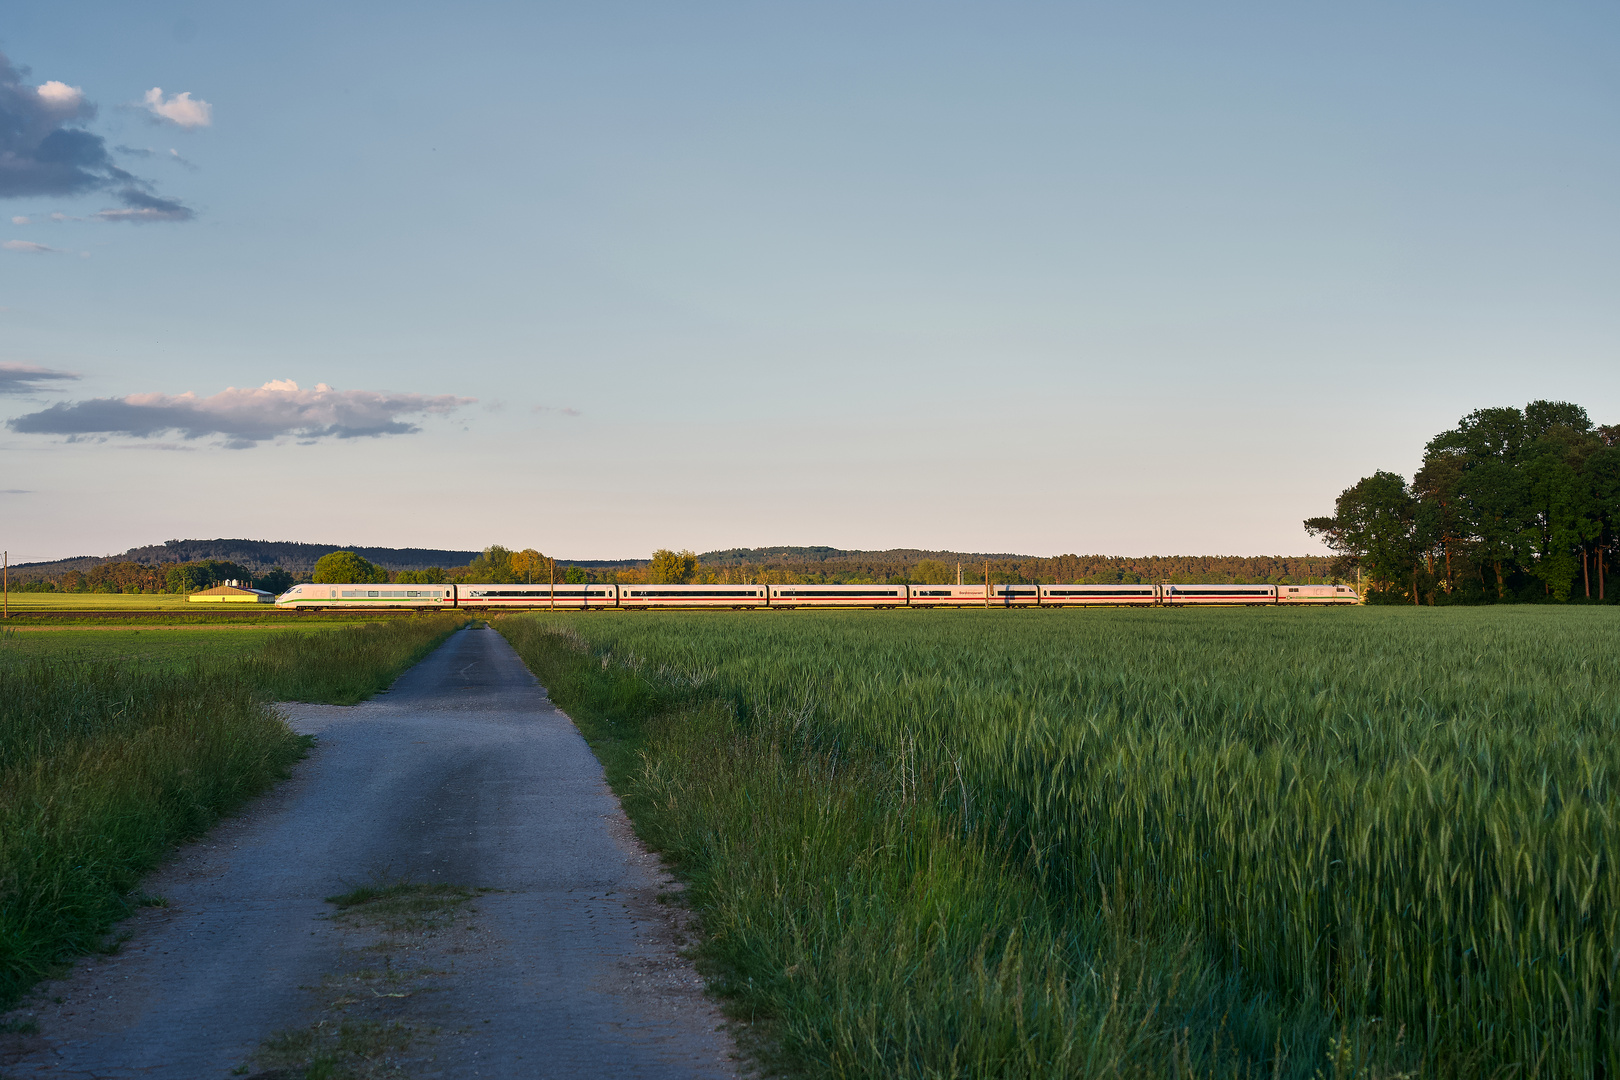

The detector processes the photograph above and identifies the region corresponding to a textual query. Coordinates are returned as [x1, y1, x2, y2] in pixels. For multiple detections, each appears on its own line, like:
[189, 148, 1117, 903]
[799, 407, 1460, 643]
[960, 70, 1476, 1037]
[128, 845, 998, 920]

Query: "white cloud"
[35, 80, 87, 117]
[3, 239, 55, 253]
[8, 378, 474, 448]
[142, 87, 212, 128]
[11, 216, 29, 225]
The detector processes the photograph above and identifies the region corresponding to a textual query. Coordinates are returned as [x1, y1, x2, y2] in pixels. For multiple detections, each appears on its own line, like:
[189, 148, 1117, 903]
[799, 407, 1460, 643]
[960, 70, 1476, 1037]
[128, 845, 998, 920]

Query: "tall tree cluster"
[1306, 401, 1620, 604]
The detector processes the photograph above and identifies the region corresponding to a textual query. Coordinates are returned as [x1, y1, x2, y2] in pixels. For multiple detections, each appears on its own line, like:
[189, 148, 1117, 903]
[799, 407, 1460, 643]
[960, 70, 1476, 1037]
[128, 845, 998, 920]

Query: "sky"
[1, 1, 1616, 564]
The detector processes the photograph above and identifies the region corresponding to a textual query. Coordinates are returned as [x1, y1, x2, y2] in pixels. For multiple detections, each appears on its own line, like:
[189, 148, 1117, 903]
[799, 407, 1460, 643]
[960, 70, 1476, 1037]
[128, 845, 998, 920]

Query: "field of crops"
[499, 607, 1620, 1079]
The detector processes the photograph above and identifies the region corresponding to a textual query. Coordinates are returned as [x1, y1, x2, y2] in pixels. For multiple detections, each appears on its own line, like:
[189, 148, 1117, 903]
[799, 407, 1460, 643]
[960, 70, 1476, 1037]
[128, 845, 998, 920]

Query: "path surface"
[1, 625, 737, 1079]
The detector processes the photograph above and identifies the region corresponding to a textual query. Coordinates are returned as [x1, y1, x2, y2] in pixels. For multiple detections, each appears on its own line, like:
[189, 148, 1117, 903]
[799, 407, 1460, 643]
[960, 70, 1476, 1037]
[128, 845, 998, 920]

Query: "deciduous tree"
[510, 548, 547, 583]
[312, 551, 388, 584]
[911, 559, 953, 585]
[648, 549, 698, 584]
[1305, 471, 1419, 601]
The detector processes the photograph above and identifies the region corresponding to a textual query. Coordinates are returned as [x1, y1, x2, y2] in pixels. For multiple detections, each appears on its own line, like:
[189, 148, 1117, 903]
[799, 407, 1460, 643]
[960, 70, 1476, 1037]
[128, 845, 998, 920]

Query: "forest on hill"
[8, 539, 483, 586]
[9, 539, 483, 579]
[1308, 400, 1619, 604]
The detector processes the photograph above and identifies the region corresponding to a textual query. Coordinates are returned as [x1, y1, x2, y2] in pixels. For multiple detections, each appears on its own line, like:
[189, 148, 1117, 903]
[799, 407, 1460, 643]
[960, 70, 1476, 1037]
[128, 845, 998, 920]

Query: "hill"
[10, 539, 484, 581]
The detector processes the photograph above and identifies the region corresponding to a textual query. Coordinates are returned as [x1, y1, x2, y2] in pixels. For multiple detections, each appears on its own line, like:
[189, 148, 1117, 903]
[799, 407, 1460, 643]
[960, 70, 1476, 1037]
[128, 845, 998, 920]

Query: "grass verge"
[244, 613, 471, 704]
[0, 615, 470, 1010]
[0, 662, 305, 1007]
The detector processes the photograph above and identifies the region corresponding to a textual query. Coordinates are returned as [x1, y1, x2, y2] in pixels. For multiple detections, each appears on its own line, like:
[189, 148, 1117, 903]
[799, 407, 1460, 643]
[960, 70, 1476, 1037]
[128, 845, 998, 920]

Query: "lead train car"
[275, 584, 453, 608]
[276, 582, 1358, 610]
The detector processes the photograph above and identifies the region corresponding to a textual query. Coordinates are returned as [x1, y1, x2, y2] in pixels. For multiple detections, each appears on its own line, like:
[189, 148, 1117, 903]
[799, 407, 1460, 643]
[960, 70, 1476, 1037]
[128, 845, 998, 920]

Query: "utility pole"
[984, 560, 990, 608]
[3, 550, 7, 620]
[549, 559, 555, 610]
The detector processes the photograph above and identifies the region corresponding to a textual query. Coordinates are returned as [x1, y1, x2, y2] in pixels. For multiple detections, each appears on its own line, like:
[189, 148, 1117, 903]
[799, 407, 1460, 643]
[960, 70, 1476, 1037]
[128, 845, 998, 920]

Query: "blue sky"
[2, 1, 1616, 563]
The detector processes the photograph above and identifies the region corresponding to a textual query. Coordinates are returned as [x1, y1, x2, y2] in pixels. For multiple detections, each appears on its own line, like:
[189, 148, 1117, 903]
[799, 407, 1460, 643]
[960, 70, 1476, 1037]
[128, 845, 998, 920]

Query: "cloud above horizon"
[142, 87, 212, 128]
[0, 50, 195, 221]
[0, 362, 80, 394]
[6, 379, 475, 448]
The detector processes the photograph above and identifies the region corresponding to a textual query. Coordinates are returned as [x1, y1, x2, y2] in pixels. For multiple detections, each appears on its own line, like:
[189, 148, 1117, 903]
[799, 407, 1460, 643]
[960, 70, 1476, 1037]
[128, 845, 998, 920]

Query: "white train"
[274, 582, 1359, 610]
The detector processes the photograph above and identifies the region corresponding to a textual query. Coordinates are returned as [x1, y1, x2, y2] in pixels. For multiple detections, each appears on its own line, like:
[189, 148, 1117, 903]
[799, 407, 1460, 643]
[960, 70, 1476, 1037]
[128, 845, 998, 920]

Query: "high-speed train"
[275, 582, 1359, 610]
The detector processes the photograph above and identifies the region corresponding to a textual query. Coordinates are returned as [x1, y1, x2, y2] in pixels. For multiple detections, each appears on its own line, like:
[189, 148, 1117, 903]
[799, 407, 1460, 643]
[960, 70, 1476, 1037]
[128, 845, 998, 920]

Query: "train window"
[368, 591, 379, 598]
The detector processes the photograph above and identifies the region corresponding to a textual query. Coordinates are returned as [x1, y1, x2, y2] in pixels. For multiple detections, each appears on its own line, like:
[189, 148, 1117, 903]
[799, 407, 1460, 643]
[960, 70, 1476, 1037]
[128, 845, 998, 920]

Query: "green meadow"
[0, 613, 470, 1007]
[499, 606, 1620, 1079]
[1, 592, 198, 612]
[0, 623, 349, 669]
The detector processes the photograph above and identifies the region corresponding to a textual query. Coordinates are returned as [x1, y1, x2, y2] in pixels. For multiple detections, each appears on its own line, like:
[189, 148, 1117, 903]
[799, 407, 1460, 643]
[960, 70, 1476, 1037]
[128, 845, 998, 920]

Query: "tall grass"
[244, 613, 470, 704]
[498, 607, 1620, 1079]
[0, 614, 468, 1008]
[0, 661, 301, 1006]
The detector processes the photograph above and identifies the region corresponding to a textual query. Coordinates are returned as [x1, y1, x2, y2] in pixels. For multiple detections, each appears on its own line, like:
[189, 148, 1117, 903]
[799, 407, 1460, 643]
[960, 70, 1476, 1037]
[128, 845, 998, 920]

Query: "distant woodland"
[1307, 400, 1618, 604]
[293, 546, 1336, 589]
[621, 548, 1336, 587]
[10, 540, 1338, 594]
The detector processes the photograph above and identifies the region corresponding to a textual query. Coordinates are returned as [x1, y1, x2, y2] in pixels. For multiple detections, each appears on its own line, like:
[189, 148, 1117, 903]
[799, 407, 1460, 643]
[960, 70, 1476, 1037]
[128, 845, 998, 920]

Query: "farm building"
[187, 581, 274, 604]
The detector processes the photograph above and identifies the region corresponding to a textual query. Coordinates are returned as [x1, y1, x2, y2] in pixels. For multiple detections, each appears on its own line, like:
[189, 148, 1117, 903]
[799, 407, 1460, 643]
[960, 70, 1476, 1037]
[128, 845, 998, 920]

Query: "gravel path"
[0, 624, 738, 1079]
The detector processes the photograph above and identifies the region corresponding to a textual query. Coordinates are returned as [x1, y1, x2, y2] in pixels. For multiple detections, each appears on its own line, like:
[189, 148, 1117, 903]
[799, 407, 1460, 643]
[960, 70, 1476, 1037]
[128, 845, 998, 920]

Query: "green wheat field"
[499, 606, 1620, 1079]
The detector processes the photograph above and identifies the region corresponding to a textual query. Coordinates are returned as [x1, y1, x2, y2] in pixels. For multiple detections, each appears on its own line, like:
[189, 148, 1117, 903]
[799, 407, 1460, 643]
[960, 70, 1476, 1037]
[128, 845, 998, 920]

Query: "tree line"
[504, 550, 1337, 587]
[693, 547, 1337, 585]
[12, 559, 296, 595]
[310, 547, 580, 586]
[16, 544, 1346, 594]
[1306, 400, 1619, 604]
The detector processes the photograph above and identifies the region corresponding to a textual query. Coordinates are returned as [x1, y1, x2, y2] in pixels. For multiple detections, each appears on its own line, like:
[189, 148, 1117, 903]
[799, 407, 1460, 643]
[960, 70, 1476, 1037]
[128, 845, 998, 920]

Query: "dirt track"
[0, 624, 738, 1078]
